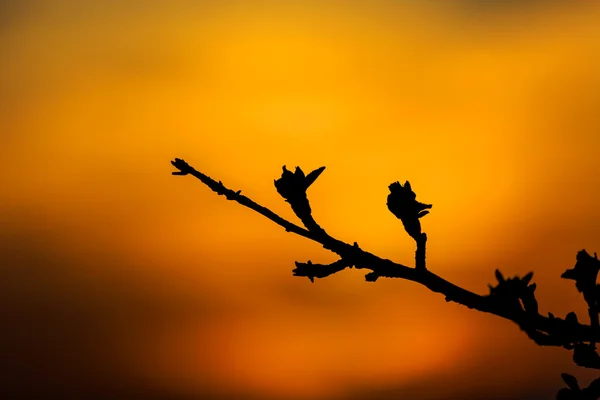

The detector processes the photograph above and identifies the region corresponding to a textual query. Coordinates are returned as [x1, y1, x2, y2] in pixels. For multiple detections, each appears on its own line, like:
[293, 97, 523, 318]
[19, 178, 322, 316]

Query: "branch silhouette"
[171, 158, 600, 399]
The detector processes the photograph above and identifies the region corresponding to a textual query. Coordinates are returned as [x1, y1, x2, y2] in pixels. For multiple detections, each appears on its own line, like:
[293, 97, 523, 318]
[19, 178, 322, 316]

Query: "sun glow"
[2, 2, 600, 399]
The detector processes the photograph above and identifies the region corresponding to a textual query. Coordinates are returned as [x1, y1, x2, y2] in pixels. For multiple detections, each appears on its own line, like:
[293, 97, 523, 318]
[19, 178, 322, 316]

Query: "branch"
[293, 259, 353, 282]
[171, 158, 600, 368]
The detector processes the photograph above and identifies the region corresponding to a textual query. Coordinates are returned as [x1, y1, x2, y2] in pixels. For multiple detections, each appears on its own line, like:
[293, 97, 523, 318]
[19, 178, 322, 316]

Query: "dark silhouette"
[171, 157, 600, 399]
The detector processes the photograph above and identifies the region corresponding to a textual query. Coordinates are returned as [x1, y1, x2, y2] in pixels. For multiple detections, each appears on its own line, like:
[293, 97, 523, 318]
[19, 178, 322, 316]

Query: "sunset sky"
[2, 1, 600, 399]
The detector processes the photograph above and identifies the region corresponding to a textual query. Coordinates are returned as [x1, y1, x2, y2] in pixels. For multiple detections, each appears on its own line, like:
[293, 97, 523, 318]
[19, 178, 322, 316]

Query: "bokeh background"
[2, 1, 600, 399]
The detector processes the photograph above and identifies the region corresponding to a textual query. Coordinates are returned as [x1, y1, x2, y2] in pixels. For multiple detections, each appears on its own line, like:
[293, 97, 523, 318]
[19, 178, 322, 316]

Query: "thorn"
[236, 190, 241, 195]
[309, 276, 314, 283]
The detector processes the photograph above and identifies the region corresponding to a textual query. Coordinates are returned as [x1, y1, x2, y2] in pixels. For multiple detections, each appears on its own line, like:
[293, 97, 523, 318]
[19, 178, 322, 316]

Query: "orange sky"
[2, 1, 600, 399]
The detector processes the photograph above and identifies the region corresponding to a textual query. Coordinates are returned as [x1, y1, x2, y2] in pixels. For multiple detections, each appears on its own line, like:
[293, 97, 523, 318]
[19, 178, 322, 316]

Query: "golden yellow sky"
[2, 1, 600, 399]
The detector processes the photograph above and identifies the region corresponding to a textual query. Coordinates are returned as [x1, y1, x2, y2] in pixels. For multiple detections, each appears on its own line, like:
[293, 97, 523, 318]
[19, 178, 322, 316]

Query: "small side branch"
[293, 259, 353, 282]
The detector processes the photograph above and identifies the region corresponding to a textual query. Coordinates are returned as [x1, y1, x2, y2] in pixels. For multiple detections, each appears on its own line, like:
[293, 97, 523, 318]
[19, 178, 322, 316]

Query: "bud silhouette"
[487, 270, 538, 314]
[274, 166, 325, 216]
[562, 250, 600, 295]
[557, 373, 581, 400]
[387, 181, 432, 241]
[572, 342, 600, 369]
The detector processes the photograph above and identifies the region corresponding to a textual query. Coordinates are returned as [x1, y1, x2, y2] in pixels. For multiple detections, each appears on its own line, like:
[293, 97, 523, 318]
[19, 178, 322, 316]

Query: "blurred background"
[2, 1, 600, 399]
